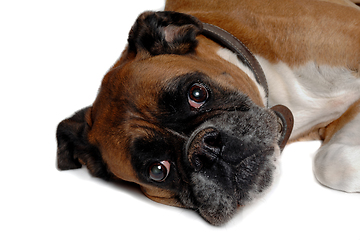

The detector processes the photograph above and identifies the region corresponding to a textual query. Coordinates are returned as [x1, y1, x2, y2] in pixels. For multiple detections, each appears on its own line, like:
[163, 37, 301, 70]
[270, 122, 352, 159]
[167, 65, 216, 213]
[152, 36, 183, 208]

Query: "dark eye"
[188, 83, 208, 109]
[149, 161, 170, 182]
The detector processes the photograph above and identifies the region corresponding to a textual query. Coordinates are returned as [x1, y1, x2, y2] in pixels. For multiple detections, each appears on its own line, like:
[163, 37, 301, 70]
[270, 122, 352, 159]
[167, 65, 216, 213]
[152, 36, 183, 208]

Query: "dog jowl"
[56, 11, 293, 225]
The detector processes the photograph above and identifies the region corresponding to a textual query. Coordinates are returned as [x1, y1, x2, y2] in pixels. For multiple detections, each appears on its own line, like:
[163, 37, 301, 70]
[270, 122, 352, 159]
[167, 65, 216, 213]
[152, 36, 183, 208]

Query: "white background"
[1, 1, 359, 239]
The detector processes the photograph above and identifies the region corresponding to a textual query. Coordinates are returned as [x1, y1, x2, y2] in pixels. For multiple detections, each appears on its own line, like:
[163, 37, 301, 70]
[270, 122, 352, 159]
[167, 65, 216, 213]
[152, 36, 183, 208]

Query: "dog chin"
[187, 144, 280, 226]
[244, 144, 281, 203]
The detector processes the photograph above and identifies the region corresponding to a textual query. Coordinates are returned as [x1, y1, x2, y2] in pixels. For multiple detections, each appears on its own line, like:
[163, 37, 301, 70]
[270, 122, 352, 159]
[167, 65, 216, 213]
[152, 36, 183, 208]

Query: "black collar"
[201, 23, 269, 107]
[201, 23, 294, 150]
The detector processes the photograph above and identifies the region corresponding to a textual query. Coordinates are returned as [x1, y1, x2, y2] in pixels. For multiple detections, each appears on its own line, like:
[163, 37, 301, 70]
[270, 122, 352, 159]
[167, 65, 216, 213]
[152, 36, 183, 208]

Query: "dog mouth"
[178, 107, 284, 225]
[189, 146, 279, 226]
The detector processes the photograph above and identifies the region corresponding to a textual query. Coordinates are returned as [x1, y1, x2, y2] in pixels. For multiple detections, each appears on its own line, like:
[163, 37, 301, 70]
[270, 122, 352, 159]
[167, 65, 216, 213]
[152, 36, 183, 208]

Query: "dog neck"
[201, 22, 269, 107]
[201, 22, 294, 149]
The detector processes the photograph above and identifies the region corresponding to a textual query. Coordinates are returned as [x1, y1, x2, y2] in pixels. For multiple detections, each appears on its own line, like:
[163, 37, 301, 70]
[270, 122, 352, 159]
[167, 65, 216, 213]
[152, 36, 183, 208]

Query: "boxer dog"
[56, 0, 360, 225]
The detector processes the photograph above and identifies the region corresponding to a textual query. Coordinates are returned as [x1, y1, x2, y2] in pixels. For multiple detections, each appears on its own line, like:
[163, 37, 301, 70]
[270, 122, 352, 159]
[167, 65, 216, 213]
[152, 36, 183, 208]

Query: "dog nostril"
[187, 128, 223, 171]
[193, 156, 204, 171]
[203, 130, 222, 154]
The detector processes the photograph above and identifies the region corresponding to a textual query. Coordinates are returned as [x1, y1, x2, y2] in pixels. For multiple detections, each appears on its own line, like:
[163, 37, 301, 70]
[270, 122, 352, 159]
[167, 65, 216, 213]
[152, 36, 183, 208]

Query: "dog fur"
[56, 0, 360, 225]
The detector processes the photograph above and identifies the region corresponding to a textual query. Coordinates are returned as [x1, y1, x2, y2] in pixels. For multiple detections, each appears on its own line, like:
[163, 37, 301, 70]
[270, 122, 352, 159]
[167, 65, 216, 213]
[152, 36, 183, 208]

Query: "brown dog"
[56, 0, 360, 225]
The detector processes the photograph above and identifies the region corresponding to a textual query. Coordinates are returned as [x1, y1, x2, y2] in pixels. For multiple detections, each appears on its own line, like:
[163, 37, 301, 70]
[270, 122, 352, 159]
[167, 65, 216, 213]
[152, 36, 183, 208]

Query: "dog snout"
[187, 128, 223, 171]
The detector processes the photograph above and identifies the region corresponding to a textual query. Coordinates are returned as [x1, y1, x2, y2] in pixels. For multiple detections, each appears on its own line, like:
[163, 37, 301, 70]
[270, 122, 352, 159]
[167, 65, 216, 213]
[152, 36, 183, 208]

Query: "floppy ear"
[271, 105, 294, 151]
[56, 107, 112, 180]
[128, 11, 203, 56]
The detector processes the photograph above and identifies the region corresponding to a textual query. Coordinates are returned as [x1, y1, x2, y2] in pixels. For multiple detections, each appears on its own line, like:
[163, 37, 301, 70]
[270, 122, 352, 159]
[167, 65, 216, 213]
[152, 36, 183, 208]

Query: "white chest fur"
[217, 48, 360, 140]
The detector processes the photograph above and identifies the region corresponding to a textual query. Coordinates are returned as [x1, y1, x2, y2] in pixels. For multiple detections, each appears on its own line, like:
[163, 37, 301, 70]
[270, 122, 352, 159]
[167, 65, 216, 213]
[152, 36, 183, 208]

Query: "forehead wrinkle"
[127, 111, 188, 143]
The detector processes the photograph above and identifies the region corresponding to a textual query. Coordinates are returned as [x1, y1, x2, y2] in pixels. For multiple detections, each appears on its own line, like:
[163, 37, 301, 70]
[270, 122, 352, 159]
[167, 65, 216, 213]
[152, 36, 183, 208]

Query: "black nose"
[187, 128, 223, 171]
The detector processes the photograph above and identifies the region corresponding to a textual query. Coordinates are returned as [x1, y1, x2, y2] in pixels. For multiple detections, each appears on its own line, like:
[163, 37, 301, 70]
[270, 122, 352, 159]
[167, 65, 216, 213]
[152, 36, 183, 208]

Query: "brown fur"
[87, 36, 264, 185]
[165, 0, 360, 70]
[56, 0, 360, 225]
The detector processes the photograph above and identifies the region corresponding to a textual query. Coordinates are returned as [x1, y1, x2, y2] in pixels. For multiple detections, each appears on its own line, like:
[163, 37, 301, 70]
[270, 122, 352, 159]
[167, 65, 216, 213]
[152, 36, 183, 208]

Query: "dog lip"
[186, 105, 250, 132]
[200, 104, 250, 113]
[235, 146, 275, 169]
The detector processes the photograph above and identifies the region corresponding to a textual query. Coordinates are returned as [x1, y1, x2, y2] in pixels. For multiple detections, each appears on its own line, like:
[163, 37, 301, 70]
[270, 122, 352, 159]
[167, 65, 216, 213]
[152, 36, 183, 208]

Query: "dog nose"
[187, 128, 222, 171]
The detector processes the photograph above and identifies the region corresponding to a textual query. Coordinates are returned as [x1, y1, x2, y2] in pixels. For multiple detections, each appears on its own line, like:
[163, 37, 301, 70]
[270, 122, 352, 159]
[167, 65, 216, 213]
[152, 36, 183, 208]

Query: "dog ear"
[56, 107, 112, 180]
[271, 105, 294, 151]
[128, 11, 203, 56]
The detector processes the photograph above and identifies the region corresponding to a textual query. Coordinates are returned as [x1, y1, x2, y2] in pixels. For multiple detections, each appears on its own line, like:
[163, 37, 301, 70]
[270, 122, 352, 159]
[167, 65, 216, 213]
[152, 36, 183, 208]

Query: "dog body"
[57, 0, 360, 225]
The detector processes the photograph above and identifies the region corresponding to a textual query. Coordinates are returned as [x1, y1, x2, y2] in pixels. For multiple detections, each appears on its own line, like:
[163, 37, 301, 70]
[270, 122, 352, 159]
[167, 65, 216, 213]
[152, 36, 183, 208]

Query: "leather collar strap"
[201, 23, 294, 150]
[201, 23, 269, 107]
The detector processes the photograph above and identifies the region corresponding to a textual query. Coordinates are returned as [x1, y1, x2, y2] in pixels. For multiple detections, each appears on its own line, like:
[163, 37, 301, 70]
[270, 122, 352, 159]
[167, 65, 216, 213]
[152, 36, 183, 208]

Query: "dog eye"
[188, 83, 208, 109]
[149, 161, 170, 182]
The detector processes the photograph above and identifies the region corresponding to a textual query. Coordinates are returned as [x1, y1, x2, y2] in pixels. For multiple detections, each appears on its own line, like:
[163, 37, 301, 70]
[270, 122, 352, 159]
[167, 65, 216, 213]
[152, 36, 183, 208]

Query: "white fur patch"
[257, 58, 360, 139]
[217, 47, 360, 139]
[313, 113, 360, 192]
[217, 48, 267, 106]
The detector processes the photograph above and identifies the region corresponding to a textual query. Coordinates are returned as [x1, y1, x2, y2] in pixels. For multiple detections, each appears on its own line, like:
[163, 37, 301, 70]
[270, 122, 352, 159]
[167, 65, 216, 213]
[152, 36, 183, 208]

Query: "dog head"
[56, 11, 293, 225]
